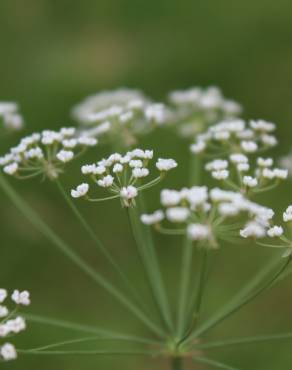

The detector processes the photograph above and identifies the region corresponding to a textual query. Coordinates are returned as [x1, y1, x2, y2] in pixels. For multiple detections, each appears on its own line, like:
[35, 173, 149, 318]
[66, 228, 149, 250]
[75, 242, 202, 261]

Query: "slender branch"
[193, 356, 240, 370]
[18, 349, 160, 356]
[185, 256, 291, 344]
[127, 197, 174, 334]
[56, 180, 147, 312]
[0, 174, 165, 338]
[195, 333, 292, 350]
[176, 238, 194, 338]
[189, 155, 201, 186]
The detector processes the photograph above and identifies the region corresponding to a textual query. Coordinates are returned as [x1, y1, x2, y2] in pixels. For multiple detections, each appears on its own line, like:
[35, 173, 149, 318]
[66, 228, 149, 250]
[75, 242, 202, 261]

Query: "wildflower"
[168, 86, 242, 138]
[72, 88, 171, 147]
[0, 102, 24, 132]
[267, 226, 284, 238]
[283, 206, 292, 222]
[156, 158, 178, 172]
[0, 288, 31, 362]
[190, 119, 277, 156]
[71, 183, 89, 198]
[0, 343, 17, 361]
[142, 186, 273, 248]
[72, 149, 177, 207]
[11, 290, 31, 306]
[0, 128, 97, 180]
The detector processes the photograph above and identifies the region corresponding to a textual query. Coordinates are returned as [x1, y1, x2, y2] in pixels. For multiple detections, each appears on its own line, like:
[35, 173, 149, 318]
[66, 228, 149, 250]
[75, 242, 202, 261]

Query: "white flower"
[78, 136, 97, 146]
[81, 164, 97, 175]
[243, 176, 258, 188]
[190, 141, 206, 153]
[56, 150, 74, 163]
[120, 186, 138, 200]
[161, 189, 182, 206]
[211, 170, 229, 180]
[145, 103, 169, 125]
[0, 289, 7, 303]
[5, 316, 26, 333]
[218, 203, 240, 217]
[261, 134, 277, 146]
[166, 207, 190, 222]
[11, 290, 30, 306]
[132, 167, 149, 178]
[240, 221, 266, 238]
[156, 158, 177, 172]
[206, 159, 228, 171]
[262, 168, 288, 180]
[187, 224, 211, 241]
[241, 141, 258, 153]
[60, 127, 76, 136]
[0, 306, 8, 318]
[283, 206, 292, 222]
[97, 175, 114, 188]
[230, 153, 248, 164]
[129, 159, 143, 168]
[113, 163, 123, 173]
[237, 163, 250, 172]
[250, 119, 276, 132]
[141, 210, 164, 225]
[24, 147, 44, 160]
[62, 139, 78, 148]
[71, 183, 89, 198]
[3, 162, 18, 175]
[0, 343, 17, 361]
[267, 226, 284, 238]
[257, 157, 273, 167]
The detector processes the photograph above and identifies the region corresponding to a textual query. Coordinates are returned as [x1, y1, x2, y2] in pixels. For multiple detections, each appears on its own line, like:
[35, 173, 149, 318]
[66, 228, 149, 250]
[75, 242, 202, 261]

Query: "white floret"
[267, 226, 284, 238]
[132, 167, 149, 178]
[243, 176, 258, 188]
[3, 162, 18, 175]
[120, 186, 138, 200]
[166, 207, 190, 222]
[71, 183, 89, 198]
[156, 158, 177, 171]
[97, 175, 114, 188]
[11, 290, 31, 306]
[56, 150, 74, 163]
[141, 210, 164, 225]
[283, 206, 292, 222]
[0, 289, 7, 304]
[187, 223, 211, 241]
[0, 343, 17, 361]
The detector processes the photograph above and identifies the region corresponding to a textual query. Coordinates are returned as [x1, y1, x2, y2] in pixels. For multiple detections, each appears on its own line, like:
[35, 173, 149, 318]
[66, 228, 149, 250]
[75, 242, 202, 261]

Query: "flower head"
[71, 148, 177, 207]
[168, 86, 242, 138]
[141, 186, 274, 248]
[190, 119, 277, 156]
[0, 102, 24, 133]
[0, 128, 97, 180]
[0, 288, 31, 361]
[72, 88, 171, 147]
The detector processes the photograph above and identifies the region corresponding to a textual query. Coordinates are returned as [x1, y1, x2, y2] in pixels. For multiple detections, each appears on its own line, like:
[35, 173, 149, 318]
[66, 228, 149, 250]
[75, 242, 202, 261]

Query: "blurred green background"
[1, 0, 292, 369]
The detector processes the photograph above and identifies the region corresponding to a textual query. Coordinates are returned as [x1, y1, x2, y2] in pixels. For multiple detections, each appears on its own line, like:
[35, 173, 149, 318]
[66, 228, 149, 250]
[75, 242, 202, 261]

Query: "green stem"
[186, 256, 291, 344]
[0, 174, 164, 338]
[195, 333, 292, 350]
[23, 313, 162, 346]
[189, 155, 201, 186]
[171, 356, 183, 370]
[18, 349, 159, 356]
[56, 180, 146, 312]
[193, 356, 239, 370]
[176, 238, 194, 338]
[127, 197, 174, 334]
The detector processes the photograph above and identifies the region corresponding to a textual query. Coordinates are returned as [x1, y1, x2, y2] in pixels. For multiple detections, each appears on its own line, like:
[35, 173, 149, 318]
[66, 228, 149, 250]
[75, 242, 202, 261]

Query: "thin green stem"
[185, 256, 291, 344]
[189, 155, 201, 186]
[23, 313, 162, 345]
[56, 180, 146, 312]
[0, 174, 164, 338]
[193, 356, 240, 370]
[177, 238, 194, 338]
[18, 349, 159, 356]
[195, 333, 292, 350]
[127, 197, 174, 334]
[171, 356, 183, 370]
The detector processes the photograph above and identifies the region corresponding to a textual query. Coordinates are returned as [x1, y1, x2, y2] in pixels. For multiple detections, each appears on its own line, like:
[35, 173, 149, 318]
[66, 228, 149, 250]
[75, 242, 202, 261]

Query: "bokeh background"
[1, 0, 292, 369]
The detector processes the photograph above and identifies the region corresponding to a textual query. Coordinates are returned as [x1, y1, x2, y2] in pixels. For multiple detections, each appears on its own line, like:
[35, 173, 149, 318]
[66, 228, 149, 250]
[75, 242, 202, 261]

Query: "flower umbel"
[0, 128, 97, 180]
[71, 148, 177, 207]
[0, 289, 31, 362]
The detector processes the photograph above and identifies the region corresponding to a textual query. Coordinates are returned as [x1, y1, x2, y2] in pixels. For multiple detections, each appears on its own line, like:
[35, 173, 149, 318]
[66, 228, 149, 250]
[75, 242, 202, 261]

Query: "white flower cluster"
[72, 88, 171, 147]
[0, 102, 24, 132]
[0, 128, 97, 180]
[71, 148, 177, 207]
[168, 86, 242, 137]
[0, 289, 31, 362]
[190, 119, 277, 155]
[205, 155, 288, 193]
[141, 186, 274, 247]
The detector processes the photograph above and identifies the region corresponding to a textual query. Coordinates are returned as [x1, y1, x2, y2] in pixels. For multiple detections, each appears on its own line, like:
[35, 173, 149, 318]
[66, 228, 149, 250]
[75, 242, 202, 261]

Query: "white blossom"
[56, 150, 74, 163]
[120, 186, 138, 200]
[71, 183, 89, 198]
[267, 226, 284, 238]
[240, 221, 266, 238]
[0, 343, 17, 361]
[0, 306, 8, 318]
[166, 207, 190, 222]
[243, 176, 258, 188]
[132, 167, 149, 178]
[156, 158, 178, 171]
[0, 289, 7, 304]
[97, 175, 114, 188]
[187, 224, 211, 241]
[11, 290, 31, 306]
[283, 206, 292, 222]
[141, 210, 165, 225]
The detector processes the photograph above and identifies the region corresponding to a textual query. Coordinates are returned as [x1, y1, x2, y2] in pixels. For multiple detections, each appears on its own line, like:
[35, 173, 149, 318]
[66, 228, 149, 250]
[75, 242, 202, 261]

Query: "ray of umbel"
[0, 173, 165, 338]
[193, 356, 240, 370]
